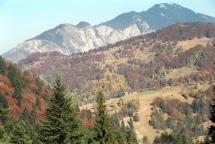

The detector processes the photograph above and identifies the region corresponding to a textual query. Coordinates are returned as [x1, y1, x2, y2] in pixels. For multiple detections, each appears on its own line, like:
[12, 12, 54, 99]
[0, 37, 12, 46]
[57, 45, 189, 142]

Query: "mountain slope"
[3, 3, 215, 62]
[3, 22, 146, 63]
[100, 3, 215, 30]
[0, 56, 51, 124]
[18, 22, 215, 102]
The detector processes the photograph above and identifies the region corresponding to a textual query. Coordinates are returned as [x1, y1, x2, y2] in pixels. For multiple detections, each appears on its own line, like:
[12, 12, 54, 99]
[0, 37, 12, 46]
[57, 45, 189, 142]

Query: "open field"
[177, 37, 211, 51]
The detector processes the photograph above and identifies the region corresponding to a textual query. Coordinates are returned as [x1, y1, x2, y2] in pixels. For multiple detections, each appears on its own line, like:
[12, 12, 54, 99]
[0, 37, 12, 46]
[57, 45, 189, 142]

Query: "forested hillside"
[19, 22, 215, 103]
[0, 56, 50, 124]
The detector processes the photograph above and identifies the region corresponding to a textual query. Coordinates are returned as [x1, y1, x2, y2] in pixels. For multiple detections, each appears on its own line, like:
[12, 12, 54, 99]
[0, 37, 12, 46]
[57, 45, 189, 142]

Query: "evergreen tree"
[63, 92, 86, 144]
[126, 118, 138, 144]
[120, 121, 128, 144]
[7, 64, 23, 104]
[0, 56, 6, 75]
[0, 127, 10, 143]
[10, 121, 34, 144]
[153, 132, 174, 144]
[39, 77, 86, 144]
[93, 91, 113, 144]
[0, 93, 9, 126]
[20, 107, 37, 125]
[205, 86, 215, 144]
[39, 77, 67, 143]
[30, 105, 37, 125]
[21, 108, 30, 121]
[154, 130, 195, 144]
[111, 116, 127, 144]
[174, 133, 192, 144]
[35, 97, 41, 109]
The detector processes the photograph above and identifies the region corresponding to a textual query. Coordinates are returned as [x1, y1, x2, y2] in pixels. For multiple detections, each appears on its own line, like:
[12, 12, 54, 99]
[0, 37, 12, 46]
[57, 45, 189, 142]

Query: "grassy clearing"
[165, 66, 197, 79]
[177, 37, 211, 51]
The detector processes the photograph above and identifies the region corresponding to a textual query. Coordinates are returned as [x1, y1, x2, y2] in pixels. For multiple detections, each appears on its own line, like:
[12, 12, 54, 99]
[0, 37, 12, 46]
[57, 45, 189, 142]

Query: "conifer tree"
[10, 121, 33, 144]
[205, 86, 215, 144]
[7, 64, 23, 104]
[0, 93, 9, 126]
[126, 118, 138, 144]
[39, 77, 67, 143]
[0, 56, 6, 75]
[63, 92, 86, 144]
[0, 94, 11, 144]
[120, 121, 128, 144]
[111, 116, 127, 144]
[39, 77, 86, 144]
[30, 105, 37, 125]
[35, 97, 41, 109]
[93, 91, 113, 144]
[20, 107, 37, 125]
[0, 128, 10, 144]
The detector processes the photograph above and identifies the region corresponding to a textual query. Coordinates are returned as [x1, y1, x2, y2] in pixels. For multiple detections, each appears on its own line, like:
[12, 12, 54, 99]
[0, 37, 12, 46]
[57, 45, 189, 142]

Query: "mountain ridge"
[3, 3, 215, 62]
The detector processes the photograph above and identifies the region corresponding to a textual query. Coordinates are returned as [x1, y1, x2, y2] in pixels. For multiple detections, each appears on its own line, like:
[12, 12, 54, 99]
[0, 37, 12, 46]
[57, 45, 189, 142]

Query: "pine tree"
[111, 116, 127, 144]
[10, 121, 33, 144]
[7, 64, 23, 104]
[0, 56, 6, 75]
[39, 77, 86, 144]
[120, 121, 128, 144]
[174, 133, 191, 144]
[35, 97, 41, 109]
[126, 118, 138, 144]
[205, 86, 215, 144]
[93, 91, 113, 144]
[0, 93, 9, 126]
[39, 77, 67, 143]
[63, 92, 86, 144]
[20, 107, 37, 125]
[30, 105, 37, 125]
[0, 127, 10, 143]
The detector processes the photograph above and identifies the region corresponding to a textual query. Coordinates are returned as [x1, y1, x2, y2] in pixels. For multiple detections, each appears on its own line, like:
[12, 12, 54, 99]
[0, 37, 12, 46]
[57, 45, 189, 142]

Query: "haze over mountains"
[3, 3, 215, 62]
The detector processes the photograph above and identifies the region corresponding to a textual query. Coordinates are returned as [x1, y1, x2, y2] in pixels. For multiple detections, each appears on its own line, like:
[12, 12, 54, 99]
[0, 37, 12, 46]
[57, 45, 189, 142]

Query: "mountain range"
[3, 3, 215, 62]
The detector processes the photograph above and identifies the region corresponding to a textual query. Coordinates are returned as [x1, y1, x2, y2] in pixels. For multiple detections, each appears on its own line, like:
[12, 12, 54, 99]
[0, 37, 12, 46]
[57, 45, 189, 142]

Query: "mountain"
[0, 56, 51, 124]
[3, 3, 215, 62]
[3, 22, 147, 63]
[102, 3, 215, 30]
[18, 22, 215, 102]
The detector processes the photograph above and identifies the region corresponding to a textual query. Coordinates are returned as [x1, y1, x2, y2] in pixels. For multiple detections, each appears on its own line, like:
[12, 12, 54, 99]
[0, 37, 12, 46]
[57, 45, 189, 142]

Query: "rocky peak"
[76, 21, 91, 28]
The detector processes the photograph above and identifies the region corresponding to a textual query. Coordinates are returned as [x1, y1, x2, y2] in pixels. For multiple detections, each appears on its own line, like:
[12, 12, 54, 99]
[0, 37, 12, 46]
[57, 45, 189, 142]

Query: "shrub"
[133, 113, 140, 122]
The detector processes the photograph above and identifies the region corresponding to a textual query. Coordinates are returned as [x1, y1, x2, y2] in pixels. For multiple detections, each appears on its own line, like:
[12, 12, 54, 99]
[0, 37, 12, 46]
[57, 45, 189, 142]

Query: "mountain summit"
[102, 3, 215, 30]
[3, 3, 215, 62]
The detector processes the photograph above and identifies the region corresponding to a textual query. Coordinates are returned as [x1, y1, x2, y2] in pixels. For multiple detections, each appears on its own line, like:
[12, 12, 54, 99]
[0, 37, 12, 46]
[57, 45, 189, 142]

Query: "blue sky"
[0, 0, 215, 54]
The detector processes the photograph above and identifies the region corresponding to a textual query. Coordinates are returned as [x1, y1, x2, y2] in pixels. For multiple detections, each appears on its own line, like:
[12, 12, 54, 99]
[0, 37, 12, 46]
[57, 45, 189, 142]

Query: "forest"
[0, 55, 215, 143]
[0, 76, 214, 143]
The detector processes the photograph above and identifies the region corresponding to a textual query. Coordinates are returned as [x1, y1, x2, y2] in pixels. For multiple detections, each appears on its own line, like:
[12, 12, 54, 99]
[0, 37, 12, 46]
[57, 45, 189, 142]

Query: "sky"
[0, 0, 215, 55]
